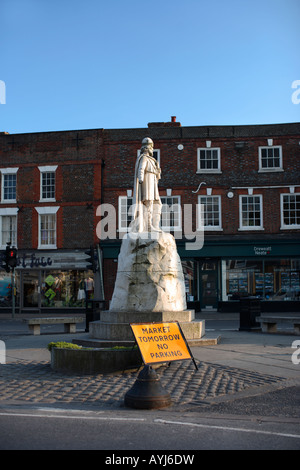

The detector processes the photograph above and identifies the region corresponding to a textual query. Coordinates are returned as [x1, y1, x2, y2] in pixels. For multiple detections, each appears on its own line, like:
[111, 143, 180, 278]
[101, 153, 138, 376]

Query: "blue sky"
[1, 0, 300, 134]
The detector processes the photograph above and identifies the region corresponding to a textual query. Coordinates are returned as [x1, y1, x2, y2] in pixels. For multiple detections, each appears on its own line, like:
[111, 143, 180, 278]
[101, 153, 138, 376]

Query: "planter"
[51, 347, 142, 374]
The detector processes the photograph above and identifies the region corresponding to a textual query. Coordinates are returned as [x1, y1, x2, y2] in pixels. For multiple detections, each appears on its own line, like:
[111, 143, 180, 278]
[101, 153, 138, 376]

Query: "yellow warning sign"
[130, 321, 192, 365]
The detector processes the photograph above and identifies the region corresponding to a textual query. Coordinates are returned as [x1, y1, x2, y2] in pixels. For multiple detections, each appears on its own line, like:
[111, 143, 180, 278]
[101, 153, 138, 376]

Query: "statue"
[89, 137, 205, 349]
[132, 137, 162, 233]
[109, 136, 187, 312]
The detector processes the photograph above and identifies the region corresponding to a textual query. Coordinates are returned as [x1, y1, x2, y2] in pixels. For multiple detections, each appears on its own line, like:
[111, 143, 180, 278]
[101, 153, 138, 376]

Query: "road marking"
[154, 419, 300, 439]
[1, 411, 299, 440]
[0, 411, 145, 422]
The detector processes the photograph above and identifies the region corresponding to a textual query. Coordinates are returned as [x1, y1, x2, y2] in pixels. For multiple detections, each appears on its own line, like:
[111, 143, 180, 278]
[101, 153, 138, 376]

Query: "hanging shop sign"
[130, 321, 197, 369]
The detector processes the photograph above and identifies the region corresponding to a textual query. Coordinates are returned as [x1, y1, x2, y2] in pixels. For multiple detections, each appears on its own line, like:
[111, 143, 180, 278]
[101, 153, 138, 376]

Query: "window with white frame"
[137, 149, 160, 164]
[35, 207, 59, 248]
[1, 168, 18, 203]
[118, 196, 134, 231]
[198, 195, 222, 230]
[38, 166, 57, 201]
[239, 195, 263, 230]
[161, 196, 181, 231]
[281, 194, 300, 229]
[197, 148, 221, 173]
[0, 208, 18, 248]
[259, 146, 282, 171]
[118, 195, 181, 232]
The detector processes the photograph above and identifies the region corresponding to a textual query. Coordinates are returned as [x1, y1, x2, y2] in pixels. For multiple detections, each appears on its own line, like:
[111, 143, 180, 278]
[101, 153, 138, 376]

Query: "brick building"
[100, 119, 300, 313]
[0, 129, 103, 313]
[0, 119, 299, 313]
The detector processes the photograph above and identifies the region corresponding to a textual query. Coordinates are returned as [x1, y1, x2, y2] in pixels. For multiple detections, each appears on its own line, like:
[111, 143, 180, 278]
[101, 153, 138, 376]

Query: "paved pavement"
[0, 313, 299, 419]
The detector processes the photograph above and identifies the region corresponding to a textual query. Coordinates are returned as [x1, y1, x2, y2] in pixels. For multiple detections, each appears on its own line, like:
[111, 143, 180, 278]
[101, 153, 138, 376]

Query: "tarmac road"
[0, 313, 299, 451]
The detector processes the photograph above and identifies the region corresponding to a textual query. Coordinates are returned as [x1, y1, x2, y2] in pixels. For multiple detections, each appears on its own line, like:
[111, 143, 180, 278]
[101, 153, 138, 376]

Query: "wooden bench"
[256, 315, 300, 334]
[24, 317, 85, 335]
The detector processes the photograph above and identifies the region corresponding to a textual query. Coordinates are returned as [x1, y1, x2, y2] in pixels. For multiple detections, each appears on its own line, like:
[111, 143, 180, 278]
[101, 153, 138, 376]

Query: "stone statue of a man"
[132, 137, 162, 232]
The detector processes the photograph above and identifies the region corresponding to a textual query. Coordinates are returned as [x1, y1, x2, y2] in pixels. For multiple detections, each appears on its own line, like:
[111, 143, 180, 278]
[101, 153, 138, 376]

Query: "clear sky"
[1, 0, 300, 134]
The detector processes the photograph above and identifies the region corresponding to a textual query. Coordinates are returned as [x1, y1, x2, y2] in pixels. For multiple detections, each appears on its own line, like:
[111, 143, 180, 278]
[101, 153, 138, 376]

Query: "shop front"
[100, 238, 300, 313]
[178, 238, 300, 313]
[0, 250, 95, 314]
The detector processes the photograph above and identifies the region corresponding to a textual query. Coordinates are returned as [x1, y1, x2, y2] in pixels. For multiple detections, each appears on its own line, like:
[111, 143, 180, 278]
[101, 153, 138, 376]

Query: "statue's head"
[141, 137, 154, 156]
[141, 137, 153, 148]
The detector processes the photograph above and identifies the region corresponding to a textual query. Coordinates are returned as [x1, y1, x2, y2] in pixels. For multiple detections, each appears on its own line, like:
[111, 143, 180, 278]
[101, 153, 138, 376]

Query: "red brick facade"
[0, 120, 299, 312]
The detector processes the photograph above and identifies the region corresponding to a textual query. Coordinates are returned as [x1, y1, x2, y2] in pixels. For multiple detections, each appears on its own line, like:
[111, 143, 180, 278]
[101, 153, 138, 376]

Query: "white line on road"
[1, 411, 299, 440]
[0, 411, 145, 422]
[154, 419, 300, 440]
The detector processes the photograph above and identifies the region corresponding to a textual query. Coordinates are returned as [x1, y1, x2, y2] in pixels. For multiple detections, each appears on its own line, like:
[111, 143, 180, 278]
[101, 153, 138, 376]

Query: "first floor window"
[40, 214, 56, 247]
[118, 196, 133, 231]
[239, 195, 263, 230]
[36, 207, 59, 248]
[118, 195, 181, 232]
[281, 194, 300, 228]
[161, 196, 181, 231]
[1, 215, 17, 246]
[199, 196, 222, 230]
[0, 208, 18, 248]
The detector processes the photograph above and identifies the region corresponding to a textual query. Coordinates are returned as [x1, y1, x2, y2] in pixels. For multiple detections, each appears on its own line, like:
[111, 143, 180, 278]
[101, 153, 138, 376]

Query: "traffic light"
[8, 247, 18, 268]
[4, 245, 17, 272]
[85, 246, 96, 272]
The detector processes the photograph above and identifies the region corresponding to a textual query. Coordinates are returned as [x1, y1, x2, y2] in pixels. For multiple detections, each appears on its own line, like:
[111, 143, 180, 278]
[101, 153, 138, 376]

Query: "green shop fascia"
[102, 237, 300, 313]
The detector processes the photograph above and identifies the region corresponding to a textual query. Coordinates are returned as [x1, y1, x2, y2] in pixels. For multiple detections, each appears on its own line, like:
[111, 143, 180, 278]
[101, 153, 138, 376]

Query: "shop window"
[264, 259, 300, 301]
[281, 194, 300, 229]
[225, 259, 300, 301]
[259, 146, 283, 171]
[239, 195, 263, 230]
[197, 148, 221, 173]
[198, 196, 222, 230]
[225, 260, 264, 299]
[182, 260, 198, 302]
[0, 271, 19, 307]
[41, 270, 94, 308]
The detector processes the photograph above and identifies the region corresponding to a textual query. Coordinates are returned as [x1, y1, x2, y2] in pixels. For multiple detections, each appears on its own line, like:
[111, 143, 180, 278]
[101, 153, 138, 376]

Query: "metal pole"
[11, 267, 15, 319]
[96, 244, 105, 301]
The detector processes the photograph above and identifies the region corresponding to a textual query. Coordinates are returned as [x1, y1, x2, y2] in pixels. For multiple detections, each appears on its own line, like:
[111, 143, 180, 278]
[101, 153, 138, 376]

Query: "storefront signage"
[17, 253, 53, 268]
[254, 246, 272, 256]
[11, 251, 91, 270]
[130, 321, 195, 367]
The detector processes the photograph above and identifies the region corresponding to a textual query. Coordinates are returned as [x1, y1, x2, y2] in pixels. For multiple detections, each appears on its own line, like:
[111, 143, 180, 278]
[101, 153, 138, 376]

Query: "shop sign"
[130, 321, 196, 367]
[14, 251, 91, 270]
[17, 253, 53, 268]
[254, 246, 272, 256]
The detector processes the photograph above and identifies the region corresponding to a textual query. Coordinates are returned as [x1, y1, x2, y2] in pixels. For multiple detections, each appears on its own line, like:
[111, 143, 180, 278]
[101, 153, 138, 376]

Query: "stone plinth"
[89, 309, 205, 345]
[109, 231, 187, 312]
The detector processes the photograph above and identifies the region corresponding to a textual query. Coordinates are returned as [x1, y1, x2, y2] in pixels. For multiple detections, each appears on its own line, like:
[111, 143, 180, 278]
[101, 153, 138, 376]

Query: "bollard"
[124, 365, 172, 409]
